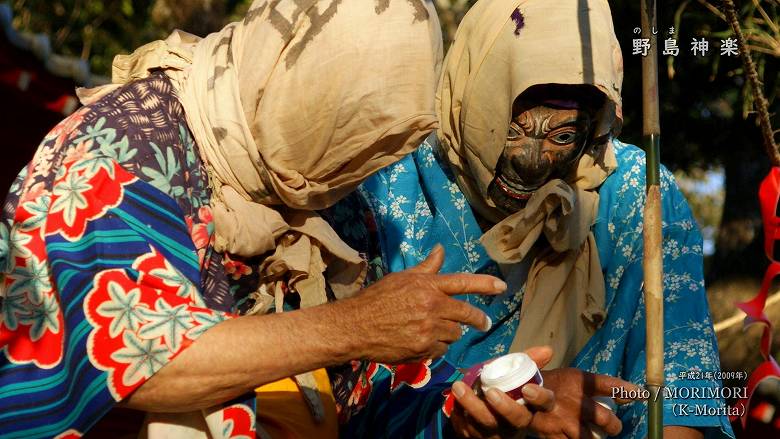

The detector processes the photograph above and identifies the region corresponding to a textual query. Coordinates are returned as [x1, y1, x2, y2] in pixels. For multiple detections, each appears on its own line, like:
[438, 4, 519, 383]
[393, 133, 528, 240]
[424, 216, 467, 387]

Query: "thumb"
[524, 346, 554, 369]
[407, 244, 445, 274]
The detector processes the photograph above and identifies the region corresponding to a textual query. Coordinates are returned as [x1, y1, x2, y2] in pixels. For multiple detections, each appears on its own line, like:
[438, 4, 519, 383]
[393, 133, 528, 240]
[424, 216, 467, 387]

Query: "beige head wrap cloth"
[81, 0, 443, 311]
[437, 0, 623, 368]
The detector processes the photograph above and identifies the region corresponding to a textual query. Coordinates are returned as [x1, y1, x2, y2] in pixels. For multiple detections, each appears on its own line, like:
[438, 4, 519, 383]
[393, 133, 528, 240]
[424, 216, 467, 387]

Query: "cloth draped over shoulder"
[436, 0, 623, 368]
[77, 0, 442, 435]
[79, 0, 443, 311]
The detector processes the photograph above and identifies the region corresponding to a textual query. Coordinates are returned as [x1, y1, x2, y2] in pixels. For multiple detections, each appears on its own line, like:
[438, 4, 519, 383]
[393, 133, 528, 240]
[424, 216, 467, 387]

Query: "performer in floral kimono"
[0, 1, 510, 438]
[326, 0, 735, 437]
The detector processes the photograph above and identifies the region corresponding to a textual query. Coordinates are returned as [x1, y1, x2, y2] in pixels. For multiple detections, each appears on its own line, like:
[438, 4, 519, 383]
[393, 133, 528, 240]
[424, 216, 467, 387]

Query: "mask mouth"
[488, 175, 533, 215]
[495, 174, 537, 201]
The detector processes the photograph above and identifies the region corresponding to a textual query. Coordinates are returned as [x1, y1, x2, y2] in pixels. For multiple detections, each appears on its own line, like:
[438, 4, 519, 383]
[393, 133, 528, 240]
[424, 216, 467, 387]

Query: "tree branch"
[722, 0, 780, 166]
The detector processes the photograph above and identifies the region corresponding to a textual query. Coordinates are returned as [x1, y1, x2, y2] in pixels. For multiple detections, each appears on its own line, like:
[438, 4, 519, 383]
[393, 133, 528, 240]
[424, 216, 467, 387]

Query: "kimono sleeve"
[337, 358, 463, 439]
[0, 157, 233, 438]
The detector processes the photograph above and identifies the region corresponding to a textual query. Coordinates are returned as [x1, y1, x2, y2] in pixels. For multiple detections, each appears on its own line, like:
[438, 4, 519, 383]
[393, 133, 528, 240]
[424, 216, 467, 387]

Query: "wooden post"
[640, 0, 664, 437]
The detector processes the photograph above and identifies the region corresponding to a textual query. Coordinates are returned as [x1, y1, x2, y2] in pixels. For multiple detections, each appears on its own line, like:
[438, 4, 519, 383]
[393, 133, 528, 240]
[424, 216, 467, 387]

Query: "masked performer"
[0, 1, 512, 437]
[326, 0, 734, 437]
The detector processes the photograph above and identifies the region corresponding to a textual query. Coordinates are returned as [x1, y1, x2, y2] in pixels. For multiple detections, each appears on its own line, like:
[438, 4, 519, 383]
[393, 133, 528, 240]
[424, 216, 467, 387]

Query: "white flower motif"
[418, 203, 432, 218]
[185, 311, 228, 339]
[9, 169, 27, 195]
[51, 171, 92, 227]
[608, 274, 620, 290]
[70, 155, 116, 179]
[19, 194, 51, 231]
[489, 344, 506, 357]
[137, 298, 195, 351]
[1, 283, 29, 330]
[97, 281, 145, 338]
[111, 331, 170, 386]
[399, 242, 412, 254]
[388, 163, 406, 183]
[390, 195, 408, 219]
[9, 225, 33, 260]
[414, 199, 432, 218]
[32, 148, 55, 178]
[19, 292, 60, 341]
[664, 239, 681, 260]
[631, 306, 643, 326]
[9, 255, 51, 305]
[148, 259, 199, 304]
[423, 151, 435, 168]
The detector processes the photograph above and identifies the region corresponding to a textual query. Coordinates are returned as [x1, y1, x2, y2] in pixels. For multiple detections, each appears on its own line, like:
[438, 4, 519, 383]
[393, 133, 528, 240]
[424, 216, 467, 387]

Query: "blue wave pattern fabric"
[0, 74, 256, 438]
[328, 136, 734, 438]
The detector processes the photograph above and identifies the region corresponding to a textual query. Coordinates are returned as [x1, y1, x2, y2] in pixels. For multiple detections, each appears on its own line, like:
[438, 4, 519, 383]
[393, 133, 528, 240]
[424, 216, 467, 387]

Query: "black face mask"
[487, 104, 596, 215]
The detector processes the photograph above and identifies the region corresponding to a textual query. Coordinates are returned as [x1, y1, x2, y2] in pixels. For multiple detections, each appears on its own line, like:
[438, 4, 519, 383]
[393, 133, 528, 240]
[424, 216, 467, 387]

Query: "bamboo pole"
[640, 0, 664, 438]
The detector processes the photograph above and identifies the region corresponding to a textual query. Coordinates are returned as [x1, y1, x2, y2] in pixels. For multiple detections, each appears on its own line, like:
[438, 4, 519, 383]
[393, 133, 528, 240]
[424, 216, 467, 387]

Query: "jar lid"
[480, 353, 539, 393]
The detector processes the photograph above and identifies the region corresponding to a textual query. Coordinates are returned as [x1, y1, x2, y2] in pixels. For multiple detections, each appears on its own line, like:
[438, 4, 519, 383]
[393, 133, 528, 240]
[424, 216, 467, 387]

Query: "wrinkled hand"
[450, 346, 555, 439]
[450, 348, 640, 438]
[349, 245, 506, 364]
[525, 367, 638, 438]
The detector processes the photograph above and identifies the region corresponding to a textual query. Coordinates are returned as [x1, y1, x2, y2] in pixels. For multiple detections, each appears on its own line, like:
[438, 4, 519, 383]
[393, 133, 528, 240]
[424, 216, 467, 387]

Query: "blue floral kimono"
[326, 136, 734, 438]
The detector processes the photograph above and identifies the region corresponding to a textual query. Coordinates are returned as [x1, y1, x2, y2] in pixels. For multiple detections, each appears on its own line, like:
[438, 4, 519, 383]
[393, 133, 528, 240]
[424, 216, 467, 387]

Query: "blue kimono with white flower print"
[327, 136, 734, 438]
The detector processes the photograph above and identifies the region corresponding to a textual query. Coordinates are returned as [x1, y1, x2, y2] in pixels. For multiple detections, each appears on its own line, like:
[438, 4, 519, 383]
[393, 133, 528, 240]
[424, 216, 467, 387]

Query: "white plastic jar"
[479, 353, 544, 404]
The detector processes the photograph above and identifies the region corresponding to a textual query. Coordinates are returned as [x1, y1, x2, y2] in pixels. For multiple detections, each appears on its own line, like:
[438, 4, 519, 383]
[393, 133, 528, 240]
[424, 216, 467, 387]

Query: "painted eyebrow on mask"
[541, 114, 580, 133]
[549, 117, 579, 128]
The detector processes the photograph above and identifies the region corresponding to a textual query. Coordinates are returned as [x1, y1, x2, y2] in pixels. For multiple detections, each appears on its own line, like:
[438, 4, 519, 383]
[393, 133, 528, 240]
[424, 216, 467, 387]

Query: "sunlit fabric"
[326, 136, 734, 438]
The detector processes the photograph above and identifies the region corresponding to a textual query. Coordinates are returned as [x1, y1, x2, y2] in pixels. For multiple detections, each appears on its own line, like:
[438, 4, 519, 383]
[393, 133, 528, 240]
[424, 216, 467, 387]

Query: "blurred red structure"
[0, 4, 105, 193]
[729, 168, 780, 437]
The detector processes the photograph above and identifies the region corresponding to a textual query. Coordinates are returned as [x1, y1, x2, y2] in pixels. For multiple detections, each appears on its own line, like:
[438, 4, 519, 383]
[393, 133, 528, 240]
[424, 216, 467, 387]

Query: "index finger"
[439, 297, 491, 331]
[431, 273, 507, 296]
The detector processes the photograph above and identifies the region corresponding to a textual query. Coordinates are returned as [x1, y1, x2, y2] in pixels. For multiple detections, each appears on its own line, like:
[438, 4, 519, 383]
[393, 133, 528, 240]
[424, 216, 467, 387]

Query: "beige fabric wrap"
[80, 0, 443, 310]
[436, 0, 623, 368]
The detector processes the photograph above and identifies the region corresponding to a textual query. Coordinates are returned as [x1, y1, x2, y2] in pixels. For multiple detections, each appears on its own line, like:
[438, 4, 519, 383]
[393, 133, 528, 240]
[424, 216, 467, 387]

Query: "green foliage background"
[8, 0, 253, 74]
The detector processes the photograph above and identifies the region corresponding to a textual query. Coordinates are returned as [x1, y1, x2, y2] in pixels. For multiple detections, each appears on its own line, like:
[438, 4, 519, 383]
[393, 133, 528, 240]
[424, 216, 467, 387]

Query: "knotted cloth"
[80, 0, 443, 310]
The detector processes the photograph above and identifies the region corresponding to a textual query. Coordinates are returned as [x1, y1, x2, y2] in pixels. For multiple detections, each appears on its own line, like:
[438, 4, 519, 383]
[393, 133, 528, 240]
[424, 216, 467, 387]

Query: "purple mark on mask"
[544, 99, 581, 109]
[511, 8, 525, 36]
